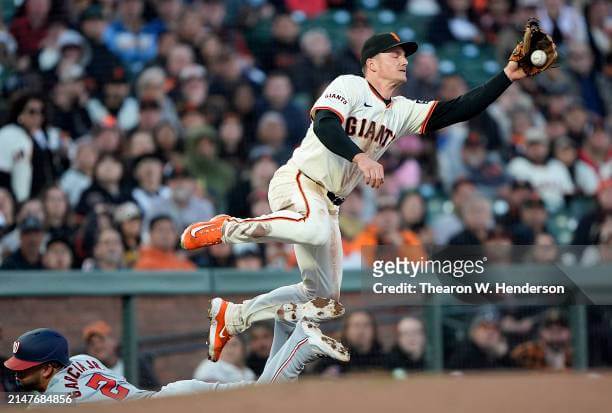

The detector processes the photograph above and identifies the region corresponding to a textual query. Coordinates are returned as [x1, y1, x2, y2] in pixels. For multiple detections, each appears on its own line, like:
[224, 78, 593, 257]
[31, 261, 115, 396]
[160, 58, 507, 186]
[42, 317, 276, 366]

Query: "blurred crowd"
[0, 0, 610, 271]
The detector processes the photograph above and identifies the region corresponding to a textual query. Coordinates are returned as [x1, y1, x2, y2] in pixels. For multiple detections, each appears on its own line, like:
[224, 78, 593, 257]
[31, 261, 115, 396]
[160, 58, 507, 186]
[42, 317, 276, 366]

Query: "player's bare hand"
[353, 153, 384, 189]
[503, 61, 527, 81]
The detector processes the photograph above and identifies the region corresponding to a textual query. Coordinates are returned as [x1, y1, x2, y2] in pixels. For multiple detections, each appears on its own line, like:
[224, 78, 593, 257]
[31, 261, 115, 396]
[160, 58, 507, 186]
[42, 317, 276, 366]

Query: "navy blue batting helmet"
[4, 328, 70, 371]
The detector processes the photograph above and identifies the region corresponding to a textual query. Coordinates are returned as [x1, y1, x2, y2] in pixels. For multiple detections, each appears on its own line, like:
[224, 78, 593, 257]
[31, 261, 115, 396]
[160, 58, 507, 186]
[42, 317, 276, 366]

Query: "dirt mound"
[22, 372, 611, 413]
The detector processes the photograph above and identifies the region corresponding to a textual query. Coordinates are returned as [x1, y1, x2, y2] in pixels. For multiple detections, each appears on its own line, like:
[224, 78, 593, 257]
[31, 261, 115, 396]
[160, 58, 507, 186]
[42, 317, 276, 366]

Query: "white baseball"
[530, 50, 547, 67]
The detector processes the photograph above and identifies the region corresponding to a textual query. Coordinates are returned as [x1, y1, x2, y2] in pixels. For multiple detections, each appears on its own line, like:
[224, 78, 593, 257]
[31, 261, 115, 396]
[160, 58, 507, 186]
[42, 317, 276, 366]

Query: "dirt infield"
[17, 372, 612, 413]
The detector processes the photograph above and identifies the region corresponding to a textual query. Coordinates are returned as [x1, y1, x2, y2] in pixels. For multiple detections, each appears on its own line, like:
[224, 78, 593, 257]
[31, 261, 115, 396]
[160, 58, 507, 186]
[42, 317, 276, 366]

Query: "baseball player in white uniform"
[4, 299, 348, 405]
[181, 31, 535, 361]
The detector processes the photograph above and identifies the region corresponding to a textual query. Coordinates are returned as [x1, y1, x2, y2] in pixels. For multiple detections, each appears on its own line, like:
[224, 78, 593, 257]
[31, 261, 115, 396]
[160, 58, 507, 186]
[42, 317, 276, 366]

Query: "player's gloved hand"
[507, 17, 557, 79]
[353, 153, 384, 189]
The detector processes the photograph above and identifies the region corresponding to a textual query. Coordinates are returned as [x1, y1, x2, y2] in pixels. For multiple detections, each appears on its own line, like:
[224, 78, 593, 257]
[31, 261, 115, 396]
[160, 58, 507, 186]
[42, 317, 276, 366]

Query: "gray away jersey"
[44, 355, 153, 403]
[290, 74, 437, 198]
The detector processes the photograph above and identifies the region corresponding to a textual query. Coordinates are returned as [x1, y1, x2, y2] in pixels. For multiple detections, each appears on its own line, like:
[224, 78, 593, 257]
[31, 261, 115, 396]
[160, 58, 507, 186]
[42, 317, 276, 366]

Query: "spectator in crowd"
[537, 0, 587, 46]
[335, 12, 373, 76]
[80, 5, 123, 92]
[42, 237, 73, 270]
[227, 150, 278, 219]
[0, 92, 52, 203]
[136, 67, 179, 130]
[398, 48, 440, 101]
[338, 189, 367, 268]
[448, 309, 514, 370]
[103, 0, 162, 76]
[318, 311, 385, 375]
[203, 243, 235, 268]
[511, 308, 572, 370]
[75, 154, 130, 218]
[384, 316, 426, 372]
[584, 0, 611, 71]
[552, 136, 578, 186]
[86, 64, 138, 132]
[256, 72, 307, 147]
[130, 154, 169, 221]
[82, 227, 125, 271]
[454, 133, 508, 198]
[507, 127, 575, 211]
[575, 126, 612, 196]
[565, 42, 607, 117]
[153, 121, 180, 162]
[42, 185, 72, 240]
[258, 14, 301, 72]
[165, 43, 195, 90]
[113, 201, 142, 268]
[193, 336, 255, 384]
[151, 0, 184, 33]
[59, 140, 98, 207]
[292, 29, 337, 97]
[573, 179, 612, 245]
[153, 168, 215, 232]
[90, 119, 123, 156]
[233, 243, 264, 271]
[449, 194, 493, 246]
[133, 214, 195, 271]
[177, 64, 208, 113]
[427, 0, 483, 45]
[353, 196, 423, 264]
[518, 195, 549, 240]
[9, 0, 51, 57]
[0, 198, 45, 259]
[399, 191, 433, 247]
[185, 125, 235, 207]
[1, 215, 45, 270]
[431, 178, 476, 245]
[254, 111, 292, 165]
[531, 232, 559, 264]
[82, 320, 159, 390]
[218, 113, 248, 168]
[245, 321, 273, 377]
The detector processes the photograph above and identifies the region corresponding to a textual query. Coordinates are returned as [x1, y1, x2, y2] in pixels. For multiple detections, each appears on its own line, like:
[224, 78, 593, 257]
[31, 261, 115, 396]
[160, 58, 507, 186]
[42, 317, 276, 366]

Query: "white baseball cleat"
[301, 320, 350, 362]
[277, 297, 345, 323]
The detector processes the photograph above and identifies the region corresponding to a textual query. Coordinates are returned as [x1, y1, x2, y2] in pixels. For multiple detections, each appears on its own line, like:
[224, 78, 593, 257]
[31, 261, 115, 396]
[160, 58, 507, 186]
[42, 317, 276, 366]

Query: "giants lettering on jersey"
[345, 116, 395, 147]
[324, 93, 348, 105]
[63, 358, 103, 398]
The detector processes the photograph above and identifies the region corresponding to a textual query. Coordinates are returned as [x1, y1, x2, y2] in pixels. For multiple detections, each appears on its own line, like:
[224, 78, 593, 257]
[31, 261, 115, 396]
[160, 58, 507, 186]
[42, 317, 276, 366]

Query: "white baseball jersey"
[0, 124, 33, 203]
[44, 355, 153, 403]
[289, 74, 437, 198]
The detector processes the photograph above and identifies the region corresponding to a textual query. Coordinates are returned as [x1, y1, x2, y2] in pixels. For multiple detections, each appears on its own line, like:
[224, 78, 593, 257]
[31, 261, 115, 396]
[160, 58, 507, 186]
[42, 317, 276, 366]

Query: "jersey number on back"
[86, 373, 130, 400]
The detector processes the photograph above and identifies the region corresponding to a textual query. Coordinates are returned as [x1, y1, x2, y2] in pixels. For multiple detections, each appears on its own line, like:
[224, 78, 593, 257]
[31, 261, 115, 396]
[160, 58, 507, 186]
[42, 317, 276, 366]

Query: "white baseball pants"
[221, 162, 343, 335]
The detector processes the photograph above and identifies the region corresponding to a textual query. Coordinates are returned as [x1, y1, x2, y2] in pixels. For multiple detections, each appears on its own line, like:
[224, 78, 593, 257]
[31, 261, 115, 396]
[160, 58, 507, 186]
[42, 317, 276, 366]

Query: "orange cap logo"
[390, 32, 400, 42]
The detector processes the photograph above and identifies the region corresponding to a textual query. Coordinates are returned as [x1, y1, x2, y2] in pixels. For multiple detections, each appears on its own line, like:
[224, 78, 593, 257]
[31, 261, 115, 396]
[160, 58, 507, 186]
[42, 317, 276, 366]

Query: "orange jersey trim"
[419, 100, 439, 134]
[310, 106, 345, 124]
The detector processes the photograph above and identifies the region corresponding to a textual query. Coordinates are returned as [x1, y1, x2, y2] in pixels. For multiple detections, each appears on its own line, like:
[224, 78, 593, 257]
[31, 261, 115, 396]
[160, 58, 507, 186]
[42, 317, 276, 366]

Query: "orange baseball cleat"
[180, 214, 231, 250]
[207, 298, 233, 362]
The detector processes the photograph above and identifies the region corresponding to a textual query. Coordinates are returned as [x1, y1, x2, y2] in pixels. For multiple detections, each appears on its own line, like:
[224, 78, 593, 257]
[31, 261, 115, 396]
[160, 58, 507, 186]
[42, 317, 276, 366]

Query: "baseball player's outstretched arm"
[423, 70, 513, 133]
[313, 110, 385, 188]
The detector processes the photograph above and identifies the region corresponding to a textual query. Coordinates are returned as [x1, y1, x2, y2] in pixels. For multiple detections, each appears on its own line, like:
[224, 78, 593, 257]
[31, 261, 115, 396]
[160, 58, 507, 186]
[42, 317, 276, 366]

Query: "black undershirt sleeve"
[313, 109, 363, 162]
[424, 70, 512, 133]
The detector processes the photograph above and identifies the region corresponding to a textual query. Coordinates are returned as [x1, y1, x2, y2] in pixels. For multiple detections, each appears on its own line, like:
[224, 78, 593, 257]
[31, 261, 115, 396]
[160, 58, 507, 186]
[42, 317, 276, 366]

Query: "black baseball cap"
[360, 32, 418, 67]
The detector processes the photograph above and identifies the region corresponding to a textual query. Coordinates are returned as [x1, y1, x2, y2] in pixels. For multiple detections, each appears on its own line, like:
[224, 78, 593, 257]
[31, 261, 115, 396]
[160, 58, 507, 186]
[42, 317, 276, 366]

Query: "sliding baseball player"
[4, 298, 347, 404]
